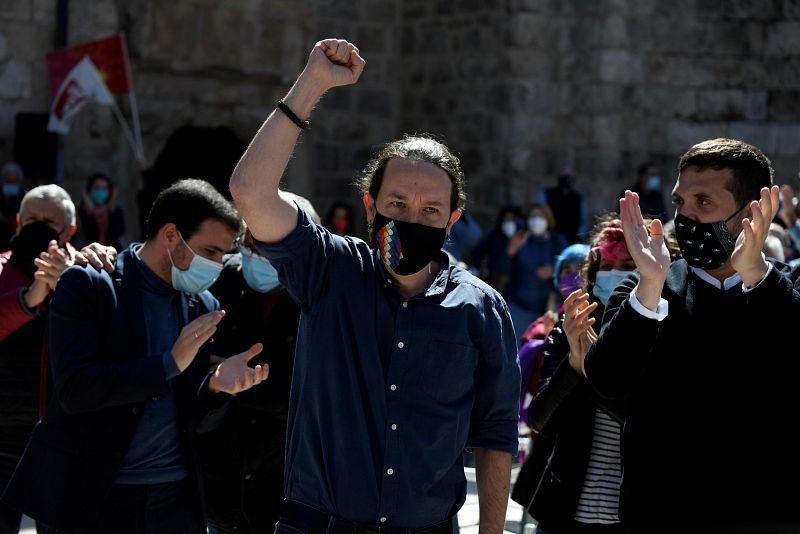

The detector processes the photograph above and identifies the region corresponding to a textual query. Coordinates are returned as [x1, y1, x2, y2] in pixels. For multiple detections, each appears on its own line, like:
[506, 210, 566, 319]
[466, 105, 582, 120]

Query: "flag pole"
[128, 91, 144, 163]
[119, 33, 144, 163]
[109, 98, 139, 161]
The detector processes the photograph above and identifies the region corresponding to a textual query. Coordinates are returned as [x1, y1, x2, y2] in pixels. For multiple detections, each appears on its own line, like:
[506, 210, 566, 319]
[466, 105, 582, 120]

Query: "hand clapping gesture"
[731, 185, 780, 285]
[562, 289, 598, 377]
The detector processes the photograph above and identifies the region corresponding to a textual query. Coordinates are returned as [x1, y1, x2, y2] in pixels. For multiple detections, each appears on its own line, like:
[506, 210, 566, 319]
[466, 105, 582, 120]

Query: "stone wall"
[1, 0, 799, 240]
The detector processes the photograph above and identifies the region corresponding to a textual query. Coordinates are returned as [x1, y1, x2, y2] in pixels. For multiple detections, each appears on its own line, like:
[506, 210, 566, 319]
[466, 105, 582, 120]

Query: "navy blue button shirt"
[256, 208, 520, 528]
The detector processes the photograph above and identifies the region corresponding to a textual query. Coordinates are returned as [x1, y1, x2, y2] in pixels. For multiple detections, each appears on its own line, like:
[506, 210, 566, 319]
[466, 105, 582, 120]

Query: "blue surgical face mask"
[2, 183, 20, 197]
[90, 189, 110, 205]
[240, 248, 281, 293]
[168, 232, 223, 295]
[592, 269, 631, 306]
[646, 175, 661, 191]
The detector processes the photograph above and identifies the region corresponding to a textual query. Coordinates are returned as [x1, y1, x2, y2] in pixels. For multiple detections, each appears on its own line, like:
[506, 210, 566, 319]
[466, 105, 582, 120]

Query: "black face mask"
[9, 221, 60, 278]
[674, 204, 746, 270]
[370, 211, 447, 276]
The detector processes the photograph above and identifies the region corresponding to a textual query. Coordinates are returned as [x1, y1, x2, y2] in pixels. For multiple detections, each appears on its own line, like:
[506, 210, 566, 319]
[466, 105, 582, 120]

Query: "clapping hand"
[562, 289, 598, 377]
[208, 343, 268, 395]
[732, 185, 780, 286]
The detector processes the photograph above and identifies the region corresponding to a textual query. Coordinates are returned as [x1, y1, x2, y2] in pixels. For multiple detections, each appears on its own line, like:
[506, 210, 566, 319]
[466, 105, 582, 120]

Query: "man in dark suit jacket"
[1, 179, 268, 534]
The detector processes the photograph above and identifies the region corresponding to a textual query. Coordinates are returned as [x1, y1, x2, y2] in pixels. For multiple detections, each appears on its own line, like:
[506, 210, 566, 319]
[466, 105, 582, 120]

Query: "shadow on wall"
[136, 125, 245, 240]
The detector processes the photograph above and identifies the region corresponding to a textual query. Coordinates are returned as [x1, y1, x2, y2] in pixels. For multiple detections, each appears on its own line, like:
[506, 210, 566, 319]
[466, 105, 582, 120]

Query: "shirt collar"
[131, 243, 176, 295]
[375, 250, 451, 299]
[690, 266, 742, 290]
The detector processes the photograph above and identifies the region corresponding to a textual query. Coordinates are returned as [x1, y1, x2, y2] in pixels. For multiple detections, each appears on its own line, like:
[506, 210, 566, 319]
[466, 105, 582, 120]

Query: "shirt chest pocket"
[413, 339, 479, 405]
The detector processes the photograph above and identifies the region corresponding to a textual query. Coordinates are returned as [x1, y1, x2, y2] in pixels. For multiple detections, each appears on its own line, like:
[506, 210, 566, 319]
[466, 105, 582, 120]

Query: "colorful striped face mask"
[371, 211, 448, 276]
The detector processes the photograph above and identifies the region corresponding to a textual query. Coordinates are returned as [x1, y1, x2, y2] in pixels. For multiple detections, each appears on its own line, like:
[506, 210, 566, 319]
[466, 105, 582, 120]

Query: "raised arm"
[229, 39, 365, 243]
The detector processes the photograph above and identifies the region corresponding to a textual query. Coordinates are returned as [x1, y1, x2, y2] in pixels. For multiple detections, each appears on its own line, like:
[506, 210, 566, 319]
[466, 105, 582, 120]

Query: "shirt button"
[379, 517, 387, 523]
[250, 418, 257, 425]
[390, 384, 397, 391]
[391, 423, 397, 431]
[386, 468, 394, 475]
[402, 302, 408, 308]
[244, 473, 252, 480]
[132, 407, 140, 415]
[397, 341, 404, 349]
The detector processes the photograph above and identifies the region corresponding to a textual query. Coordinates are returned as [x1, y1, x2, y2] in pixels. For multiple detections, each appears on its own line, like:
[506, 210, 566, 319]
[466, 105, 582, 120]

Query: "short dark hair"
[145, 178, 241, 240]
[678, 138, 773, 207]
[637, 161, 656, 177]
[355, 134, 466, 211]
[85, 172, 113, 194]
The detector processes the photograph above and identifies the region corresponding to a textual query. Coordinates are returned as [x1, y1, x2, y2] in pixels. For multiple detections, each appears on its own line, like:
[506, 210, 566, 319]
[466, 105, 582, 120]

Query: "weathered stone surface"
[0, 60, 31, 99]
[0, 0, 799, 224]
[0, 0, 30, 21]
[667, 120, 728, 152]
[728, 122, 778, 154]
[767, 90, 800, 121]
[765, 22, 800, 56]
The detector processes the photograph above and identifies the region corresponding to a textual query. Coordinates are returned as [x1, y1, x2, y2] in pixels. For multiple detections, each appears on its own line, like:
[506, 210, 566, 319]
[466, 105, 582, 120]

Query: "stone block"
[727, 122, 778, 154]
[695, 89, 746, 121]
[599, 14, 630, 49]
[774, 124, 800, 157]
[725, 0, 781, 20]
[506, 49, 554, 79]
[0, 0, 30, 20]
[3, 21, 51, 63]
[767, 90, 800, 122]
[485, 82, 530, 114]
[402, 0, 429, 19]
[364, 0, 398, 23]
[598, 50, 644, 83]
[355, 88, 393, 117]
[593, 115, 621, 147]
[744, 91, 768, 121]
[509, 13, 550, 48]
[765, 22, 800, 56]
[566, 85, 624, 113]
[68, 0, 120, 44]
[317, 1, 358, 19]
[355, 25, 388, 54]
[31, 0, 54, 23]
[667, 120, 728, 152]
[0, 31, 6, 61]
[0, 60, 31, 99]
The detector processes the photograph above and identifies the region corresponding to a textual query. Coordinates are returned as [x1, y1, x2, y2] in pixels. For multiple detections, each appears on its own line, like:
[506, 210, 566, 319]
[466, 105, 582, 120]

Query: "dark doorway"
[137, 125, 245, 240]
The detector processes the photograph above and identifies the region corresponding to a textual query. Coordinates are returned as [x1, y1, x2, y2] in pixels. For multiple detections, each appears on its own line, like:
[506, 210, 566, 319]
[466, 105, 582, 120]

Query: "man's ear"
[66, 224, 77, 240]
[363, 192, 376, 224]
[446, 209, 462, 235]
[14, 213, 20, 234]
[160, 223, 179, 247]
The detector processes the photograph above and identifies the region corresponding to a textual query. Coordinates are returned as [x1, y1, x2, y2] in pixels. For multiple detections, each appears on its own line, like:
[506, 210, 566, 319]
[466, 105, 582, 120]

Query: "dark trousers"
[39, 479, 204, 534]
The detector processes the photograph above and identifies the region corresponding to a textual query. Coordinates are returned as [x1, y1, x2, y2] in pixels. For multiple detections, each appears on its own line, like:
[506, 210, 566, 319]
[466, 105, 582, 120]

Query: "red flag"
[47, 57, 114, 134]
[46, 34, 131, 97]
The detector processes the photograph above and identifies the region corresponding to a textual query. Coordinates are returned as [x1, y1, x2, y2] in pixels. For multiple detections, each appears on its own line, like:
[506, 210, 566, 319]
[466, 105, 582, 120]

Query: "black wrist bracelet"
[276, 99, 310, 130]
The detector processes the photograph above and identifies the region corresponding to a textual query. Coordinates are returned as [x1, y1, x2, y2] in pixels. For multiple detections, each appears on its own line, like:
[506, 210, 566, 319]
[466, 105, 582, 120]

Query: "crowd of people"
[0, 37, 799, 534]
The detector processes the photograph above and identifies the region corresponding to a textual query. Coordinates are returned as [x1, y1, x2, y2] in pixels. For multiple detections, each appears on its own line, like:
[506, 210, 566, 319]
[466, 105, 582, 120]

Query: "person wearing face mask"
[199, 194, 317, 534]
[0, 162, 25, 252]
[0, 184, 122, 534]
[567, 139, 800, 533]
[619, 161, 668, 223]
[77, 172, 127, 251]
[229, 38, 520, 533]
[472, 205, 523, 293]
[515, 217, 679, 534]
[3, 179, 270, 534]
[505, 203, 569, 342]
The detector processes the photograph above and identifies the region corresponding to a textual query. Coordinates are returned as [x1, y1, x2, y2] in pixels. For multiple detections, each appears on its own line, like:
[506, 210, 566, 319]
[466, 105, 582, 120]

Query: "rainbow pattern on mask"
[377, 221, 403, 270]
